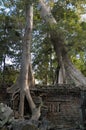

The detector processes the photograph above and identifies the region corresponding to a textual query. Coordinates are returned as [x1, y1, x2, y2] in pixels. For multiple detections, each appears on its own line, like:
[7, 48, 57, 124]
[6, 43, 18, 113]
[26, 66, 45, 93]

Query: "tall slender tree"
[18, 1, 35, 118]
[7, 0, 41, 119]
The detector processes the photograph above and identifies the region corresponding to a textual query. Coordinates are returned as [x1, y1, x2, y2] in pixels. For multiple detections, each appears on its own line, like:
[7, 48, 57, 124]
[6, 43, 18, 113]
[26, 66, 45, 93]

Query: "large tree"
[38, 0, 86, 86]
[18, 1, 35, 118]
[7, 0, 41, 119]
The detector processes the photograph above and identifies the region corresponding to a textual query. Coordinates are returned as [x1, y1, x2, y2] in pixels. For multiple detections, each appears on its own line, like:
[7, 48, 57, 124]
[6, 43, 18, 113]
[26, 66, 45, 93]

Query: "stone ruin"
[0, 84, 86, 130]
[32, 84, 82, 129]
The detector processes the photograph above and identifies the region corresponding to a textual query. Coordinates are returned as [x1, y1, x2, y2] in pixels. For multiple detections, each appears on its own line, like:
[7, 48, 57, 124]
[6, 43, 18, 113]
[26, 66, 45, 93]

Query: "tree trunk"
[39, 0, 86, 86]
[19, 2, 36, 118]
[28, 63, 35, 88]
[7, 1, 36, 118]
[7, 1, 41, 120]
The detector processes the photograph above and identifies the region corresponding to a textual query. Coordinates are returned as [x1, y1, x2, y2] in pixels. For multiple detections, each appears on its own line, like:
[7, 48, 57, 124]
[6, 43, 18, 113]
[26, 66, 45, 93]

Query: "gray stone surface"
[0, 103, 13, 128]
[12, 120, 40, 130]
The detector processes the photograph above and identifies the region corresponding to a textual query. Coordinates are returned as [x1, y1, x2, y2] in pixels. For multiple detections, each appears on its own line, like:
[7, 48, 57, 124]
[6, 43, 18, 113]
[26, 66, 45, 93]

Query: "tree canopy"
[0, 0, 86, 86]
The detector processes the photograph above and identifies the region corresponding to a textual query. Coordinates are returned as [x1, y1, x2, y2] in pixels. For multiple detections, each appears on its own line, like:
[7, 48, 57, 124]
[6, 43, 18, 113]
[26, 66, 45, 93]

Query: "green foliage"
[32, 33, 57, 84]
[71, 52, 86, 76]
[0, 0, 24, 87]
[0, 65, 19, 87]
[0, 0, 26, 69]
[0, 0, 86, 86]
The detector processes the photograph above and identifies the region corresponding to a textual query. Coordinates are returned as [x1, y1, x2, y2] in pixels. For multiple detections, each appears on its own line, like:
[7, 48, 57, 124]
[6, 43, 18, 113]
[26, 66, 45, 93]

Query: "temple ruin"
[0, 84, 86, 129]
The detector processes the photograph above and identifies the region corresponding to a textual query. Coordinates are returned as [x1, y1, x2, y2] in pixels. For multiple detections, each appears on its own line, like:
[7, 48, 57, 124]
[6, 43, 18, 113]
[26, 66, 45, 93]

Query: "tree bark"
[19, 2, 36, 118]
[7, 1, 36, 118]
[7, 1, 41, 120]
[39, 0, 86, 86]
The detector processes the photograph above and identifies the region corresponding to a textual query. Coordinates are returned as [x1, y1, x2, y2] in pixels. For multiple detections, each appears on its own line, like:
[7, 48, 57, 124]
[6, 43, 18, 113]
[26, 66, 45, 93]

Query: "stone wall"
[0, 84, 83, 129]
[32, 84, 82, 128]
[44, 94, 81, 128]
